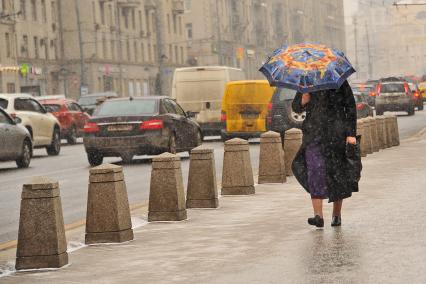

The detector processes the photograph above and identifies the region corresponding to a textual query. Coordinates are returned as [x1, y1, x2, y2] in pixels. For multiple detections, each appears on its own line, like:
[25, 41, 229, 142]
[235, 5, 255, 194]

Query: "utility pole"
[353, 17, 359, 79]
[154, 1, 166, 96]
[74, 0, 86, 98]
[58, 0, 68, 97]
[365, 21, 373, 79]
[113, 0, 124, 97]
[215, 0, 223, 65]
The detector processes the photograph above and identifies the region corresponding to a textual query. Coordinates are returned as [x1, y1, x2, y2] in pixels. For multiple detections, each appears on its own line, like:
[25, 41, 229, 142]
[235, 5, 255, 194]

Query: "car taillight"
[413, 91, 420, 98]
[140, 120, 164, 130]
[268, 103, 273, 111]
[376, 84, 382, 95]
[369, 91, 376, 97]
[356, 103, 365, 110]
[84, 122, 100, 133]
[221, 112, 227, 122]
[404, 83, 409, 95]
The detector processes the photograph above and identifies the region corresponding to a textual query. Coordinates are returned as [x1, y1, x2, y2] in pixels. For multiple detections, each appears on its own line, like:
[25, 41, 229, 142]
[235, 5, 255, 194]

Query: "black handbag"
[346, 135, 362, 191]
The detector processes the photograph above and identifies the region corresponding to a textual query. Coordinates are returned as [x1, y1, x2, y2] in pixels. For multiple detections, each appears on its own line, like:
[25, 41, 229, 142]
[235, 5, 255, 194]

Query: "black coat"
[291, 81, 360, 202]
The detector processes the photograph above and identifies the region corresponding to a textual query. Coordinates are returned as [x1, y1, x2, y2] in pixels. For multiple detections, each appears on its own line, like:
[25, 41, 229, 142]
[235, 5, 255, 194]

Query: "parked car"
[407, 82, 424, 111]
[38, 97, 90, 144]
[221, 80, 275, 141]
[267, 87, 304, 138]
[83, 96, 202, 166]
[77, 92, 119, 115]
[354, 92, 374, 118]
[171, 66, 246, 136]
[0, 108, 33, 168]
[375, 81, 415, 116]
[0, 94, 61, 155]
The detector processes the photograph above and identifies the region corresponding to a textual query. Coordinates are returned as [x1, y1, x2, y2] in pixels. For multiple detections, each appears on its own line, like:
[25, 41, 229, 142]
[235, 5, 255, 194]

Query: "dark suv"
[267, 88, 304, 137]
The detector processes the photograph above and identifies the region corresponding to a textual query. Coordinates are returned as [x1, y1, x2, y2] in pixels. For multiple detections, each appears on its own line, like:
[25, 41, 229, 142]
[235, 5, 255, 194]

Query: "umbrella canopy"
[259, 43, 356, 93]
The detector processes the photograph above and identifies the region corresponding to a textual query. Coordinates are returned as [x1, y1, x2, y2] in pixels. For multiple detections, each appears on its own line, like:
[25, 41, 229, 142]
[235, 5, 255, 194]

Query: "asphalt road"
[0, 110, 425, 243]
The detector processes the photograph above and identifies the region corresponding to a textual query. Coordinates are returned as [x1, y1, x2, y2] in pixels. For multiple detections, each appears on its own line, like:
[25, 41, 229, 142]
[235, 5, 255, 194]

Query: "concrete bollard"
[221, 138, 255, 195]
[186, 147, 219, 208]
[391, 115, 400, 147]
[284, 128, 303, 176]
[370, 117, 380, 152]
[148, 153, 187, 221]
[384, 116, 394, 148]
[357, 119, 367, 157]
[258, 131, 286, 184]
[361, 118, 373, 155]
[376, 116, 387, 150]
[85, 164, 133, 244]
[16, 177, 68, 270]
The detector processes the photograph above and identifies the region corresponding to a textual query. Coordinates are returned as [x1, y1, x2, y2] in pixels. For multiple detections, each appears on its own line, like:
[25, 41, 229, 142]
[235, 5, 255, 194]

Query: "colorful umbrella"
[259, 43, 356, 93]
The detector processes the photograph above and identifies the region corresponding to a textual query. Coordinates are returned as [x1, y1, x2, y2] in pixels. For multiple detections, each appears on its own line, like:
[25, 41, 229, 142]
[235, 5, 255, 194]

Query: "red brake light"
[221, 112, 227, 122]
[404, 83, 409, 94]
[267, 103, 273, 111]
[376, 84, 382, 94]
[84, 122, 100, 133]
[369, 91, 376, 97]
[140, 120, 164, 130]
[356, 103, 365, 110]
[414, 91, 420, 98]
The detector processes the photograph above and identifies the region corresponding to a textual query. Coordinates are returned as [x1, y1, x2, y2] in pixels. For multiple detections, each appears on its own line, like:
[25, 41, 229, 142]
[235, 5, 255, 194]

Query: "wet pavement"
[1, 129, 425, 283]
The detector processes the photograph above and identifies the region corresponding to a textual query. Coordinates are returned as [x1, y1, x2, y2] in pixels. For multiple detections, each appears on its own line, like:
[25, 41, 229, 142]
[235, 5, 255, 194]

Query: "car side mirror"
[13, 117, 22, 124]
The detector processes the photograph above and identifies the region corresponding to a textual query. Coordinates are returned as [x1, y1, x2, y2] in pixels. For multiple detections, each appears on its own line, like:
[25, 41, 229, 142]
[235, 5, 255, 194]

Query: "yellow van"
[221, 80, 275, 141]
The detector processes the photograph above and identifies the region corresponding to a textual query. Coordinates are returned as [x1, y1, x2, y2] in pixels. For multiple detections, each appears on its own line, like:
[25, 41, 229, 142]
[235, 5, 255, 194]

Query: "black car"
[352, 84, 376, 107]
[83, 96, 203, 166]
[267, 88, 304, 137]
[0, 108, 32, 168]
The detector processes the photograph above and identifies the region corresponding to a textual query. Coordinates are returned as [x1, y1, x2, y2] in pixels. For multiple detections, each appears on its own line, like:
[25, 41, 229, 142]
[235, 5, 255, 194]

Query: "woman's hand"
[301, 93, 311, 106]
[346, 136, 357, 145]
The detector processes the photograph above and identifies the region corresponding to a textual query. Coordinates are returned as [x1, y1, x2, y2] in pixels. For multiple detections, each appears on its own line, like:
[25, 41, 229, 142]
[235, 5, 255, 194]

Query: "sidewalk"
[1, 133, 426, 283]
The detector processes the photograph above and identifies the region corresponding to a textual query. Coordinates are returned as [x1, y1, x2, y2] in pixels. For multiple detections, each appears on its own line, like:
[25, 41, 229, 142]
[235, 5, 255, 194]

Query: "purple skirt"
[305, 142, 328, 199]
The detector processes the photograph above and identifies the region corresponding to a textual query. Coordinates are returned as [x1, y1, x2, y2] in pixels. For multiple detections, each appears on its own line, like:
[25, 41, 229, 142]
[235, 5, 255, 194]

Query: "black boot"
[331, 216, 342, 227]
[308, 215, 324, 228]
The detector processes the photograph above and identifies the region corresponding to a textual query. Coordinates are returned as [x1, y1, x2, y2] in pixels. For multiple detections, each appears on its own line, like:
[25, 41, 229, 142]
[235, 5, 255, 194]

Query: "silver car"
[0, 108, 32, 168]
[375, 81, 415, 116]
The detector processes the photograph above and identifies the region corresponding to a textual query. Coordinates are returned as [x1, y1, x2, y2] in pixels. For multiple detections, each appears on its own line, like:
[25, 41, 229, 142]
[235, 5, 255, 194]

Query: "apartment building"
[184, 0, 346, 80]
[58, 0, 186, 99]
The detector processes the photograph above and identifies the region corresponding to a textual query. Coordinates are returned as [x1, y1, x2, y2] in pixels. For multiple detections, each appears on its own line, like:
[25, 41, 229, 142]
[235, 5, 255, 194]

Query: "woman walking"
[292, 80, 359, 228]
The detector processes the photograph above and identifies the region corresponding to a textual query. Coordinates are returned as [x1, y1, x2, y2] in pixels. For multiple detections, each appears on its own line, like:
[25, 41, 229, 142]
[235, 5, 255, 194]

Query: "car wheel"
[196, 131, 203, 146]
[221, 132, 229, 142]
[407, 106, 415, 116]
[67, 126, 77, 145]
[418, 104, 424, 111]
[121, 154, 134, 164]
[16, 139, 32, 168]
[376, 107, 384, 116]
[87, 152, 103, 167]
[46, 128, 61, 156]
[168, 134, 177, 154]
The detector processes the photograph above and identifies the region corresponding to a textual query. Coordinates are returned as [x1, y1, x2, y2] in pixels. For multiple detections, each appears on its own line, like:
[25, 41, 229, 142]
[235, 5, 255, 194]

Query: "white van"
[171, 66, 245, 136]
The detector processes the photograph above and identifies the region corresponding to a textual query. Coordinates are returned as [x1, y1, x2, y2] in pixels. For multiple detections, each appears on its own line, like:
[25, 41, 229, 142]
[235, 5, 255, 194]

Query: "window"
[178, 16, 182, 35]
[31, 0, 37, 21]
[111, 39, 115, 60]
[22, 35, 29, 57]
[123, 8, 128, 29]
[41, 0, 46, 23]
[180, 46, 184, 64]
[15, 99, 43, 113]
[6, 83, 15, 93]
[145, 9, 150, 32]
[131, 9, 135, 29]
[184, 0, 192, 11]
[141, 42, 145, 62]
[0, 98, 8, 109]
[92, 2, 96, 24]
[147, 43, 152, 62]
[5, 33, 11, 58]
[174, 45, 178, 63]
[43, 38, 48, 59]
[0, 110, 11, 124]
[102, 35, 107, 59]
[169, 99, 186, 116]
[20, 0, 26, 20]
[1, 0, 6, 12]
[134, 41, 138, 62]
[167, 14, 171, 34]
[51, 0, 57, 22]
[173, 14, 177, 34]
[139, 10, 143, 31]
[100, 2, 105, 25]
[34, 36, 39, 58]
[126, 39, 130, 61]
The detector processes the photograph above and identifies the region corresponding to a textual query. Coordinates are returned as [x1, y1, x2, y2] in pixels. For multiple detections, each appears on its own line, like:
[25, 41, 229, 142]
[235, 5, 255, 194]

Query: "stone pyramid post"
[370, 117, 380, 152]
[357, 119, 367, 157]
[284, 128, 303, 176]
[149, 153, 187, 221]
[85, 164, 133, 244]
[258, 131, 286, 184]
[376, 116, 386, 150]
[361, 118, 373, 154]
[221, 138, 255, 195]
[16, 177, 68, 270]
[186, 147, 219, 208]
[384, 116, 394, 148]
[391, 115, 400, 146]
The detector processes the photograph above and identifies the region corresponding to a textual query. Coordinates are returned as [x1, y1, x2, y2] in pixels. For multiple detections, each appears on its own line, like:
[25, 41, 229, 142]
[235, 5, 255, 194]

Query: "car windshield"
[78, 96, 99, 106]
[0, 98, 8, 109]
[381, 83, 405, 93]
[275, 88, 297, 101]
[95, 99, 158, 116]
[353, 86, 373, 93]
[43, 104, 61, 112]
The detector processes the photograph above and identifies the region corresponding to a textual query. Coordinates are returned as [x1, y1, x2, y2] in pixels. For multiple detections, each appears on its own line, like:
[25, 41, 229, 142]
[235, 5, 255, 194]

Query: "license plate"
[241, 114, 259, 119]
[107, 125, 133, 132]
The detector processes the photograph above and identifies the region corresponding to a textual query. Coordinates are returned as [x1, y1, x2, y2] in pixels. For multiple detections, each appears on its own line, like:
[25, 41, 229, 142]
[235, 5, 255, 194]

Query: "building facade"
[184, 0, 346, 80]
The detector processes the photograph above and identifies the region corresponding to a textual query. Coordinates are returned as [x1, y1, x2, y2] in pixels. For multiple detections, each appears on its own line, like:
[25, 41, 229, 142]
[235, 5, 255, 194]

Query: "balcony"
[172, 0, 184, 14]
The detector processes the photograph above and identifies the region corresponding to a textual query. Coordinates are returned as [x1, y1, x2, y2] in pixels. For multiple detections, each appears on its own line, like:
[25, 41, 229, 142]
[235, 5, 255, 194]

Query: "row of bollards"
[358, 115, 399, 157]
[14, 116, 399, 270]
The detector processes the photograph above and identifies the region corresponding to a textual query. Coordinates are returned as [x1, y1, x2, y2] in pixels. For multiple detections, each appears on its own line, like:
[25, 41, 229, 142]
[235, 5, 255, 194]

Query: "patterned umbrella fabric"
[259, 43, 356, 93]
